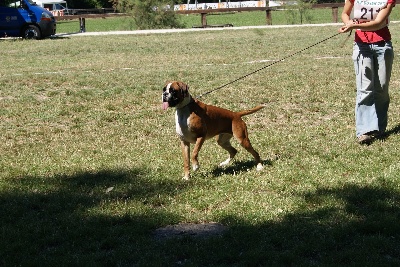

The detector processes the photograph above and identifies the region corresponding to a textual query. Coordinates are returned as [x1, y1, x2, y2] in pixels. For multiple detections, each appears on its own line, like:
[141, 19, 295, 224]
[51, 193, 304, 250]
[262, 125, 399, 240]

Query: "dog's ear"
[178, 82, 189, 97]
[163, 81, 172, 92]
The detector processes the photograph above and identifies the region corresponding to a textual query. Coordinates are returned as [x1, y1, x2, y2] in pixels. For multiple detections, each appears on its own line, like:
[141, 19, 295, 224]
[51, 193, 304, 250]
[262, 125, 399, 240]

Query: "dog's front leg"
[192, 137, 206, 172]
[181, 140, 191, 180]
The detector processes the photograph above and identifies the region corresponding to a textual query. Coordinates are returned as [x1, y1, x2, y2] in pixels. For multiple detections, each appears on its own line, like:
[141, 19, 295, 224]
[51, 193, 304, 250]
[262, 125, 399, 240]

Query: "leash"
[196, 32, 342, 98]
[340, 29, 353, 48]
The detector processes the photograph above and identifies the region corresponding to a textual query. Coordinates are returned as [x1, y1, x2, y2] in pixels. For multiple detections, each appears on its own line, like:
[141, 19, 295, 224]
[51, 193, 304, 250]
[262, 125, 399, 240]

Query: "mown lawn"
[1, 21, 400, 266]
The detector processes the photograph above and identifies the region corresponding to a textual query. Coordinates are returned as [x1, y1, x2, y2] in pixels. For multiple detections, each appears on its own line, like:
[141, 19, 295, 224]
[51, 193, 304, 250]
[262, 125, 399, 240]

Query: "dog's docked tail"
[237, 104, 266, 117]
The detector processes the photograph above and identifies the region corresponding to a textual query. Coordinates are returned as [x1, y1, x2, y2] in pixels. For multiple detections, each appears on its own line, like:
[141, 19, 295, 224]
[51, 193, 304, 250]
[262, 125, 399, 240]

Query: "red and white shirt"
[350, 0, 396, 43]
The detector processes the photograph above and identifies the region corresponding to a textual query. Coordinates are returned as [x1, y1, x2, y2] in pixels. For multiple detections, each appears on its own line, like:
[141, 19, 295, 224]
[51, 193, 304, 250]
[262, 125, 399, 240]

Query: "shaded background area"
[1, 170, 399, 266]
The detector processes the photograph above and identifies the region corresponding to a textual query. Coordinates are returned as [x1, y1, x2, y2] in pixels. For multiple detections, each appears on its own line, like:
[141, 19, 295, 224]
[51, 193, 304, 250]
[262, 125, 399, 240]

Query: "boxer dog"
[162, 81, 264, 180]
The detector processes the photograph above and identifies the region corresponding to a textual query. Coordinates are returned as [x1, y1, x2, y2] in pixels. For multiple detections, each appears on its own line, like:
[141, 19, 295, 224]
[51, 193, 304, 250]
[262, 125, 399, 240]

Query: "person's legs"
[353, 43, 379, 138]
[373, 41, 393, 134]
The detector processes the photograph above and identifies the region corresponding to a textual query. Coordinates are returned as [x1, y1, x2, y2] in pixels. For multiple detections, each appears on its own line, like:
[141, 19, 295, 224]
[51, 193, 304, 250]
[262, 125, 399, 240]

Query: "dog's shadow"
[373, 123, 400, 144]
[211, 159, 272, 177]
[379, 123, 400, 138]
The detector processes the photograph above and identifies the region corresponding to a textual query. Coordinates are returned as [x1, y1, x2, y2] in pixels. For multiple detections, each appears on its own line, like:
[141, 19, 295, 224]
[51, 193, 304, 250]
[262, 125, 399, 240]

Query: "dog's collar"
[176, 96, 193, 109]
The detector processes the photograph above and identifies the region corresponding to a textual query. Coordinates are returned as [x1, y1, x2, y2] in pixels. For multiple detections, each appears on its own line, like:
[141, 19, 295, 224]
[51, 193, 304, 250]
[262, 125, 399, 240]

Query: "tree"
[284, 0, 317, 24]
[110, 0, 184, 30]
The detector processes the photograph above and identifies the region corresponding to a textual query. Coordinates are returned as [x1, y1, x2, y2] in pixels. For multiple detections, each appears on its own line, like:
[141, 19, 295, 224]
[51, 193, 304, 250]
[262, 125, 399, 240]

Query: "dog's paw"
[182, 175, 190, 180]
[256, 163, 264, 171]
[192, 164, 199, 172]
[219, 157, 232, 167]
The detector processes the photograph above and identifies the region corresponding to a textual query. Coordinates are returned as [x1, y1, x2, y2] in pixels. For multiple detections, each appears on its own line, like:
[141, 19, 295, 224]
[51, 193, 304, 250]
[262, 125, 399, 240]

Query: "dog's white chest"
[175, 107, 196, 143]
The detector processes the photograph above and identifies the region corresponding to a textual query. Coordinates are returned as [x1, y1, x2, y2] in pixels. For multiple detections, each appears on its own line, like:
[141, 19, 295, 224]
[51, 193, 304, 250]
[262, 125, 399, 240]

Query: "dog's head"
[162, 81, 190, 110]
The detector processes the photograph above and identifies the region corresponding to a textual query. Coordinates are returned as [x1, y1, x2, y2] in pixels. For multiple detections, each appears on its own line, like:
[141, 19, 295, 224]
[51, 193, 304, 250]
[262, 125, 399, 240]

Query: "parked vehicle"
[0, 0, 56, 39]
[34, 0, 74, 16]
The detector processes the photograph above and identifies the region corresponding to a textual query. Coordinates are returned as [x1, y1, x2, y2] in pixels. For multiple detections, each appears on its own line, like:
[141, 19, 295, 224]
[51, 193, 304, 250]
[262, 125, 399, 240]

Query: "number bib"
[352, 0, 388, 22]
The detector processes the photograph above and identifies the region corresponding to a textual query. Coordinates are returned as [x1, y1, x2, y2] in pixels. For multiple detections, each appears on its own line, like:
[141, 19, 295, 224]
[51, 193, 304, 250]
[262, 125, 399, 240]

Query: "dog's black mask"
[163, 86, 180, 107]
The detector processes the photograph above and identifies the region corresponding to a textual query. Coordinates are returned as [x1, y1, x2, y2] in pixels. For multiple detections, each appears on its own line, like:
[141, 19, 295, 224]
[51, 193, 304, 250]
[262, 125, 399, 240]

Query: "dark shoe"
[358, 134, 373, 144]
[357, 131, 378, 145]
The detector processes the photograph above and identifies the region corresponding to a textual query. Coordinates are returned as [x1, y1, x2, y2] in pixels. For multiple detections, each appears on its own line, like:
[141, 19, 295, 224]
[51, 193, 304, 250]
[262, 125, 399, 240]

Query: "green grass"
[1, 22, 400, 265]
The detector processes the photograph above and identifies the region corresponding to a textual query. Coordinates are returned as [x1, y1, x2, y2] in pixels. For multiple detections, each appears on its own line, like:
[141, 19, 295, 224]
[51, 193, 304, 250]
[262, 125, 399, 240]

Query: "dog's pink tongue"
[162, 102, 169, 110]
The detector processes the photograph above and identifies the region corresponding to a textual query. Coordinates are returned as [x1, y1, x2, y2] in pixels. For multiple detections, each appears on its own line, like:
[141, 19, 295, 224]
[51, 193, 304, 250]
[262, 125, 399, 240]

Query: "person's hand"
[339, 25, 351, 33]
[339, 19, 358, 33]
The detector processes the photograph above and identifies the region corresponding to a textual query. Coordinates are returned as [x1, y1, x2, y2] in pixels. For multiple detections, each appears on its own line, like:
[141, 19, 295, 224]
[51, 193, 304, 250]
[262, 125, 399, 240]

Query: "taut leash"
[196, 32, 342, 99]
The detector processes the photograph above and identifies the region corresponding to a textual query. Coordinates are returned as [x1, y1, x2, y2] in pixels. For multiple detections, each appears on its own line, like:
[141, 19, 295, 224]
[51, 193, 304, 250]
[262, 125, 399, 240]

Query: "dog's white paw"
[256, 163, 264, 171]
[192, 164, 199, 172]
[219, 157, 232, 167]
[182, 175, 190, 180]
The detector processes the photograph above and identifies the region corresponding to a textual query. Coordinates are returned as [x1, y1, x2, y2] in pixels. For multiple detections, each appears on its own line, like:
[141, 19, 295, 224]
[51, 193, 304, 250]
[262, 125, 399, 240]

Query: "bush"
[110, 0, 185, 30]
[284, 0, 317, 24]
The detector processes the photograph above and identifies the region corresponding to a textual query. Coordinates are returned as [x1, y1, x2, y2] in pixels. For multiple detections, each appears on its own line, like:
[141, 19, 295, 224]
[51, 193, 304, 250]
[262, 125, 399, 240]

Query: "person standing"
[339, 0, 396, 144]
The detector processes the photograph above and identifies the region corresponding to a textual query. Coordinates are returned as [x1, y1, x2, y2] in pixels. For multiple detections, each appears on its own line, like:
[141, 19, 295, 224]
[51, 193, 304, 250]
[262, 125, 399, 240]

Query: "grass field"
[1, 18, 400, 266]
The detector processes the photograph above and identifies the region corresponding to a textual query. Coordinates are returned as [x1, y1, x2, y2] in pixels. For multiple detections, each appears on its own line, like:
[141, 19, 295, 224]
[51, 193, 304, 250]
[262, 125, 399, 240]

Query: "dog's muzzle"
[162, 89, 180, 109]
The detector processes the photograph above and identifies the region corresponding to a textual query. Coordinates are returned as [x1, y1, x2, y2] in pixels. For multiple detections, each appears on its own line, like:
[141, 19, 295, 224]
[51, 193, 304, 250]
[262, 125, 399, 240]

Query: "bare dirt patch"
[154, 223, 228, 240]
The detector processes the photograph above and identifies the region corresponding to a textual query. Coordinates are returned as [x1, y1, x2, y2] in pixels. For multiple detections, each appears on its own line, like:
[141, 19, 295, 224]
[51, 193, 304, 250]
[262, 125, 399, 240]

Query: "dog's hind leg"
[216, 133, 238, 166]
[232, 122, 263, 171]
[240, 138, 263, 171]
